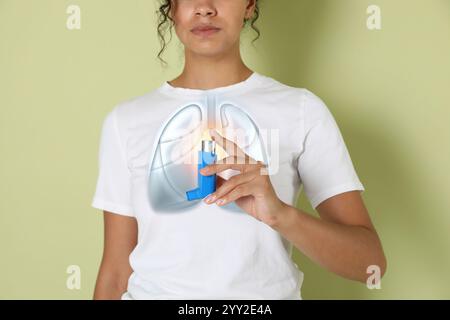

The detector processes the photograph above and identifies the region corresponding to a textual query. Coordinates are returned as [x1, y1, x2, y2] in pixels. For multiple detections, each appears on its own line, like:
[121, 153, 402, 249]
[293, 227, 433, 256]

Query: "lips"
[191, 25, 221, 37]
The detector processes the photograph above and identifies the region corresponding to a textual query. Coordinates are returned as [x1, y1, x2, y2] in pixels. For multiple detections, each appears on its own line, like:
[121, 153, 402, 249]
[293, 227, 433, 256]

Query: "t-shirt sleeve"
[91, 106, 134, 217]
[297, 90, 365, 210]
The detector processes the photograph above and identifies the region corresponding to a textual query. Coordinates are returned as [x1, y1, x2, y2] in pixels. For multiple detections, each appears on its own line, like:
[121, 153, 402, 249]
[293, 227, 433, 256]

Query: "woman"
[92, 0, 386, 300]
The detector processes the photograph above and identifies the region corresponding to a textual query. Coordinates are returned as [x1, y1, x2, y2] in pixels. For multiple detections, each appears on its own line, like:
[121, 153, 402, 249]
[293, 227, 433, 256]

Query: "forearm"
[93, 265, 131, 300]
[270, 204, 386, 283]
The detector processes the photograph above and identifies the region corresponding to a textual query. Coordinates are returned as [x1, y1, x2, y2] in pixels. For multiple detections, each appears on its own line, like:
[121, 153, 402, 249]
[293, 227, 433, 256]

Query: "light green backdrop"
[1, 0, 449, 299]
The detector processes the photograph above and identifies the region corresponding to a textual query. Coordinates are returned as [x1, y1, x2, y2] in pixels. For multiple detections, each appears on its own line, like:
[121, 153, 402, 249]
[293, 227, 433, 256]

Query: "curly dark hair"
[156, 0, 261, 66]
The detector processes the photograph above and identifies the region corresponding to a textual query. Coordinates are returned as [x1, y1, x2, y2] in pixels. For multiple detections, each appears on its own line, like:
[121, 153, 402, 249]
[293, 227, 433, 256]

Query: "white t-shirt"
[91, 71, 364, 300]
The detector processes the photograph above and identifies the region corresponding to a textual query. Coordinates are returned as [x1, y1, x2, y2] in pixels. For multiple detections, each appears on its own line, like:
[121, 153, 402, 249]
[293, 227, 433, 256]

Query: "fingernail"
[216, 198, 225, 206]
[204, 194, 216, 203]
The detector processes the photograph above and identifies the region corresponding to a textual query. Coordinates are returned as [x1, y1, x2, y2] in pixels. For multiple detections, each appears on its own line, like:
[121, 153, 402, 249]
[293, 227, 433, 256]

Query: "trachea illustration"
[186, 139, 217, 201]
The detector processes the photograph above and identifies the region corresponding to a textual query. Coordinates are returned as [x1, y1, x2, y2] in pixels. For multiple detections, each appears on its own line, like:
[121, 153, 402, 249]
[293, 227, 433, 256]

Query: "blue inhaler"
[186, 139, 217, 201]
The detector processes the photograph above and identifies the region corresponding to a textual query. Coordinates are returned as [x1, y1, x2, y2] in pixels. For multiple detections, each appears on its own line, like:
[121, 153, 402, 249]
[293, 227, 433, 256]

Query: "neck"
[169, 44, 253, 90]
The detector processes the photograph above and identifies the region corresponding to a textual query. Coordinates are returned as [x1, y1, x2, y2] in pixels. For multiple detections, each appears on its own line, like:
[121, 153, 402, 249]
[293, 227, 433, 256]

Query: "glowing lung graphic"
[147, 94, 269, 213]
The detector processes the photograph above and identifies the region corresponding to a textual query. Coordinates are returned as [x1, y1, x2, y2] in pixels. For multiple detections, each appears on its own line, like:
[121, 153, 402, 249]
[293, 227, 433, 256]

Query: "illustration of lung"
[147, 94, 269, 213]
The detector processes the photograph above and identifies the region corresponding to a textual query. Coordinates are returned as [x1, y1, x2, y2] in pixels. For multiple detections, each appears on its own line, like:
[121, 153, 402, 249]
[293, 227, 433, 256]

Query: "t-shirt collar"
[157, 71, 264, 97]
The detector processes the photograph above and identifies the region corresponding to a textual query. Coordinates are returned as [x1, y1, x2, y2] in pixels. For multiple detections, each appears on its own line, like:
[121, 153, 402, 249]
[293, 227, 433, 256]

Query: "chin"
[189, 45, 228, 57]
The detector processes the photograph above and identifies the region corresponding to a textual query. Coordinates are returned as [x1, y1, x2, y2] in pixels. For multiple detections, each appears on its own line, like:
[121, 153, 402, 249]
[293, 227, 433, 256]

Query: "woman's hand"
[200, 129, 288, 227]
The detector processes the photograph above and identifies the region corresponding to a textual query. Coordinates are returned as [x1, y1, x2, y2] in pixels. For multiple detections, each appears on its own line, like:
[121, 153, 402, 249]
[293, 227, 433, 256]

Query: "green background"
[1, 0, 449, 299]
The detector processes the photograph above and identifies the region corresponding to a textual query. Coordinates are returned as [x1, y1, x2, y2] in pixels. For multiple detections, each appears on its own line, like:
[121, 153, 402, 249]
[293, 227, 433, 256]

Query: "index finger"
[209, 129, 247, 158]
